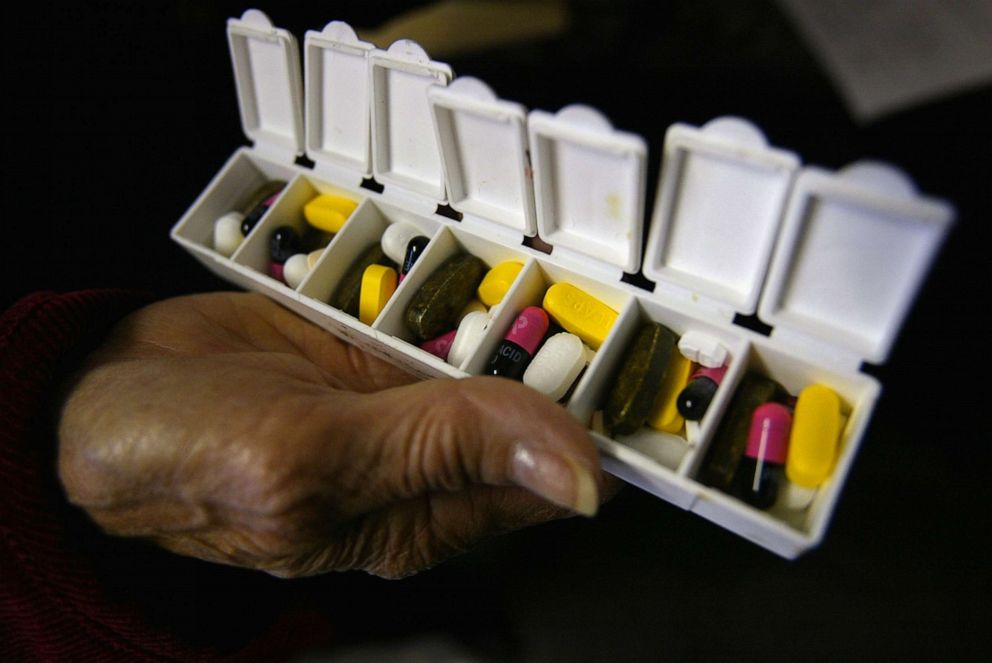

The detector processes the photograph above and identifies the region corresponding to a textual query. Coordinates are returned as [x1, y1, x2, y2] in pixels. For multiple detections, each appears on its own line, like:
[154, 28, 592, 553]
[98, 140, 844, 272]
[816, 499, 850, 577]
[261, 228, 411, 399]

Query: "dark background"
[9, 1, 990, 660]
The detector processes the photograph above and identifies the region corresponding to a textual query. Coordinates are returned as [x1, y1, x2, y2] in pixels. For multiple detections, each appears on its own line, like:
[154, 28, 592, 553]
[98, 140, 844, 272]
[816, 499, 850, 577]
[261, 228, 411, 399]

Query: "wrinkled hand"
[58, 293, 616, 578]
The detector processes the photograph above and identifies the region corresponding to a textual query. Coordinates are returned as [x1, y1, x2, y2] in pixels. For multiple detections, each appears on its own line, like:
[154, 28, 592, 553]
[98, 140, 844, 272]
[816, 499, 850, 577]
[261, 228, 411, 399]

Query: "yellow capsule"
[786, 384, 844, 487]
[359, 264, 398, 325]
[542, 283, 618, 350]
[477, 261, 523, 307]
[647, 352, 693, 433]
[304, 194, 358, 234]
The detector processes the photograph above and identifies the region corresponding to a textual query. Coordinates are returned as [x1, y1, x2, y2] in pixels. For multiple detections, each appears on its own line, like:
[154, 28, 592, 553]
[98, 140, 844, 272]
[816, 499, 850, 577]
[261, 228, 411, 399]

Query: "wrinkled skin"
[58, 293, 617, 579]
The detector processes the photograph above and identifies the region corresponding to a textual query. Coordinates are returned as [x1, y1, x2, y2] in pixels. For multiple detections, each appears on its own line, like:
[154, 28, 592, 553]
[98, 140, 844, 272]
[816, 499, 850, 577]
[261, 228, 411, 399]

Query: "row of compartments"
[173, 149, 878, 548]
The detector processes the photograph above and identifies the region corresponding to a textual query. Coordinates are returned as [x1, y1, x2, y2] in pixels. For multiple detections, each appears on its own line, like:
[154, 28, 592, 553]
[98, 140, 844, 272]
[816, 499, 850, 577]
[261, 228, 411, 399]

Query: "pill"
[270, 262, 284, 282]
[699, 373, 786, 491]
[477, 261, 524, 307]
[488, 307, 549, 380]
[458, 299, 487, 322]
[447, 310, 490, 367]
[542, 283, 618, 350]
[270, 225, 301, 264]
[241, 181, 286, 236]
[523, 332, 590, 402]
[381, 223, 426, 264]
[359, 264, 398, 325]
[330, 244, 396, 316]
[647, 351, 694, 434]
[213, 211, 244, 257]
[735, 403, 792, 509]
[685, 420, 701, 446]
[786, 384, 843, 492]
[604, 323, 677, 436]
[401, 236, 430, 279]
[677, 365, 728, 421]
[283, 253, 310, 289]
[307, 249, 324, 270]
[677, 331, 728, 368]
[421, 329, 458, 361]
[405, 253, 487, 341]
[303, 193, 358, 233]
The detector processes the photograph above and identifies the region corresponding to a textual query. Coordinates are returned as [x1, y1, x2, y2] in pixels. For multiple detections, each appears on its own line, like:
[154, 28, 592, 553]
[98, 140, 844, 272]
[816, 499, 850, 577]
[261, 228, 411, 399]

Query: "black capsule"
[241, 181, 285, 235]
[402, 236, 430, 276]
[269, 226, 300, 264]
[676, 365, 727, 420]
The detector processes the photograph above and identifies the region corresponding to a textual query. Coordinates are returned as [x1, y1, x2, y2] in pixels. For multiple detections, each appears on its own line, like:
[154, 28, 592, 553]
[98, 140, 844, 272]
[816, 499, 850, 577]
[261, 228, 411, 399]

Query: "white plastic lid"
[227, 10, 305, 160]
[643, 117, 800, 315]
[760, 161, 954, 364]
[528, 105, 647, 273]
[428, 77, 537, 236]
[370, 40, 453, 202]
[303, 21, 375, 180]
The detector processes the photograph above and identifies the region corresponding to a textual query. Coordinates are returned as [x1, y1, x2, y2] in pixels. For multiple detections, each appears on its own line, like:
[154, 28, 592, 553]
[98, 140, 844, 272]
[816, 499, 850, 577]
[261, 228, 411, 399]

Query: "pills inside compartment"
[172, 150, 298, 256]
[297, 199, 440, 324]
[231, 175, 361, 287]
[583, 299, 747, 473]
[691, 340, 875, 533]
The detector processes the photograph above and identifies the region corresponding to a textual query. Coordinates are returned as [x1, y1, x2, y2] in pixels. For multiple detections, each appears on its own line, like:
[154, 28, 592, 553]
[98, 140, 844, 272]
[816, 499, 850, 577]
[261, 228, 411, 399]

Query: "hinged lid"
[227, 10, 305, 162]
[643, 117, 799, 321]
[303, 21, 375, 184]
[760, 161, 954, 364]
[528, 105, 648, 274]
[429, 77, 537, 242]
[370, 40, 453, 204]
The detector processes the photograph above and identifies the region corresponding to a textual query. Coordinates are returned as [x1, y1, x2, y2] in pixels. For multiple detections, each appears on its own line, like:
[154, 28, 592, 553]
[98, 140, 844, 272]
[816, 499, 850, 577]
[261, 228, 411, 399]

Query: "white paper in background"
[777, 0, 992, 121]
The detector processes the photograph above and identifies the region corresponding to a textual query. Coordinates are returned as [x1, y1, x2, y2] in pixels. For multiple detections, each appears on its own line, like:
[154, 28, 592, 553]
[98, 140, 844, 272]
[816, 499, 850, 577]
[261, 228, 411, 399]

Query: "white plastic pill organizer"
[171, 10, 954, 558]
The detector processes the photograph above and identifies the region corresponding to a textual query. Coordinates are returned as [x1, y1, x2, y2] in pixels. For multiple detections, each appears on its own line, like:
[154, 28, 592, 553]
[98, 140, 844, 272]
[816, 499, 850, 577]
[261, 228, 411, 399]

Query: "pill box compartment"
[171, 9, 954, 558]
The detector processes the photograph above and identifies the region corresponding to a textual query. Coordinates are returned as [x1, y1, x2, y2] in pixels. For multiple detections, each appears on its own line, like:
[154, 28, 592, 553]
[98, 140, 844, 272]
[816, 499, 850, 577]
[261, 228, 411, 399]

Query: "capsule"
[604, 323, 677, 436]
[677, 331, 728, 368]
[212, 211, 244, 257]
[381, 223, 426, 263]
[489, 307, 549, 380]
[283, 253, 311, 289]
[542, 283, 617, 350]
[477, 261, 524, 307]
[735, 402, 792, 509]
[405, 253, 487, 341]
[401, 236, 430, 280]
[421, 329, 458, 361]
[241, 181, 286, 236]
[359, 264, 398, 325]
[676, 365, 728, 421]
[700, 373, 785, 491]
[269, 225, 301, 282]
[647, 351, 694, 434]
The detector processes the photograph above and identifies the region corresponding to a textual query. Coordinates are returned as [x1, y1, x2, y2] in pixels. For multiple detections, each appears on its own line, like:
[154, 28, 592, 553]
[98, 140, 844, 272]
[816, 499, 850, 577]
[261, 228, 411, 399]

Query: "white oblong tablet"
[213, 211, 244, 257]
[447, 311, 489, 367]
[381, 223, 424, 264]
[677, 331, 728, 368]
[523, 332, 589, 402]
[283, 253, 310, 289]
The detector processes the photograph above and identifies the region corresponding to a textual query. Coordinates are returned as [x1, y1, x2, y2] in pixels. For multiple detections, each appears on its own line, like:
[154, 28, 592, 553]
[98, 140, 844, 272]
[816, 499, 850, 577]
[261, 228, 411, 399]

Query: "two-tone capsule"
[735, 402, 792, 509]
[489, 307, 549, 380]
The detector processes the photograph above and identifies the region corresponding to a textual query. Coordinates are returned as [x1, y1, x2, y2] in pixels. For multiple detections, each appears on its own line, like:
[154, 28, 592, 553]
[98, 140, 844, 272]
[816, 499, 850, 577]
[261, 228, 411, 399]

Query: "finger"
[323, 376, 605, 519]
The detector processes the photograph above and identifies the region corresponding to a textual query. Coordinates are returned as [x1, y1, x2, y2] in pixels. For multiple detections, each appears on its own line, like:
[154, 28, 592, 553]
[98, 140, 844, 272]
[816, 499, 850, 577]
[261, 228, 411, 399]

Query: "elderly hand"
[57, 293, 616, 579]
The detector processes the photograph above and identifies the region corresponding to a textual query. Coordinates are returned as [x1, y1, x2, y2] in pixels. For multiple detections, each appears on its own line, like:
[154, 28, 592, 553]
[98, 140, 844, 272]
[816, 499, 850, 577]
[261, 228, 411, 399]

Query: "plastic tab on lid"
[643, 117, 799, 314]
[304, 21, 374, 180]
[429, 77, 536, 236]
[370, 40, 453, 202]
[759, 161, 954, 364]
[528, 105, 648, 273]
[227, 10, 305, 159]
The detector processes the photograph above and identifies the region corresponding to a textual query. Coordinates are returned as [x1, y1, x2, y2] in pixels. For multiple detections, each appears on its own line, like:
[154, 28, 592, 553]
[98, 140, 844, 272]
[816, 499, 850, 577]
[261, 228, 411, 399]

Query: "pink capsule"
[736, 402, 793, 509]
[488, 306, 549, 380]
[421, 329, 457, 360]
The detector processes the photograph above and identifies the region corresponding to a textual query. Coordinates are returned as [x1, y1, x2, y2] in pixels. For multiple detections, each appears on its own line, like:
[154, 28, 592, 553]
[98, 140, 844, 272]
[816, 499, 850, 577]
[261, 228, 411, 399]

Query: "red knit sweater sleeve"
[0, 291, 331, 662]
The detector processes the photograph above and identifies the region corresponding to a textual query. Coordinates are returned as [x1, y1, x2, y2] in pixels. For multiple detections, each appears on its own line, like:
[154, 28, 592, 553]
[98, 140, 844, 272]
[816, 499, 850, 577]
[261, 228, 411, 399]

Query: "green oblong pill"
[605, 322, 677, 436]
[405, 253, 487, 341]
[330, 244, 396, 316]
